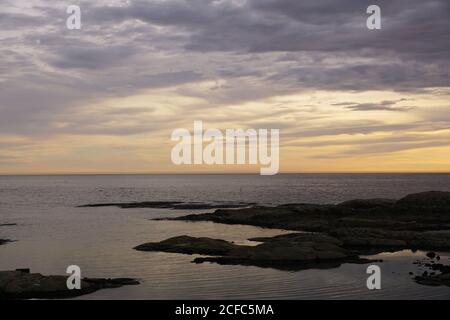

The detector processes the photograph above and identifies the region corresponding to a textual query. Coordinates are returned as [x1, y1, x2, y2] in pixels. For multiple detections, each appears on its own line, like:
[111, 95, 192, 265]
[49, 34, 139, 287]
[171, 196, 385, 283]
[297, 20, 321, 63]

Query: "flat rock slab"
[135, 235, 236, 255]
[0, 270, 139, 299]
[135, 233, 376, 271]
[78, 201, 254, 210]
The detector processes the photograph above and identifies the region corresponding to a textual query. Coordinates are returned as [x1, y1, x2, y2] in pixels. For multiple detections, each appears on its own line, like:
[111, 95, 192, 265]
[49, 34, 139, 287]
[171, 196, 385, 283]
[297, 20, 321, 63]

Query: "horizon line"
[1, 171, 450, 176]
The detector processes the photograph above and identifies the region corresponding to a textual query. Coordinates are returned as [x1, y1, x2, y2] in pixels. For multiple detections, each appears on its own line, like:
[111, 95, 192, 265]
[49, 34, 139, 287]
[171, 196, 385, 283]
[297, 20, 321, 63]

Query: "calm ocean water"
[1, 173, 450, 299]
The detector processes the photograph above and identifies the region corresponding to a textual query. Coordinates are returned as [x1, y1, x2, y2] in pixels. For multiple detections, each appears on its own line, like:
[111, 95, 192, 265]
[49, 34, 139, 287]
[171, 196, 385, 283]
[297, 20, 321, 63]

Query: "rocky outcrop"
[129, 192, 450, 279]
[171, 191, 450, 254]
[135, 233, 377, 271]
[329, 228, 450, 253]
[0, 269, 139, 299]
[134, 235, 236, 255]
[174, 204, 352, 232]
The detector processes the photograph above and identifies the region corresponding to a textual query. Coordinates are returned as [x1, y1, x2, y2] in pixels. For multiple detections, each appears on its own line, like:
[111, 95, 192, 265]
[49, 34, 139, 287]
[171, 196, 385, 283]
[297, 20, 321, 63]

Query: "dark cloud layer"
[87, 0, 449, 57]
[0, 0, 449, 144]
[81, 0, 450, 92]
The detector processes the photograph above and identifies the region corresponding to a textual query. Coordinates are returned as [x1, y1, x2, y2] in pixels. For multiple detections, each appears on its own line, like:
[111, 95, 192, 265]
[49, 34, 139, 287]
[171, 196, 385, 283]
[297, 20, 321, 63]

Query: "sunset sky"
[1, 0, 449, 174]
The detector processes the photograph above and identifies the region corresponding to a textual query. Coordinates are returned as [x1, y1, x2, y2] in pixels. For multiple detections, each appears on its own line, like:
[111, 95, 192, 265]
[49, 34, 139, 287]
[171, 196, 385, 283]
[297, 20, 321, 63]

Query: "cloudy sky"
[0, 0, 449, 174]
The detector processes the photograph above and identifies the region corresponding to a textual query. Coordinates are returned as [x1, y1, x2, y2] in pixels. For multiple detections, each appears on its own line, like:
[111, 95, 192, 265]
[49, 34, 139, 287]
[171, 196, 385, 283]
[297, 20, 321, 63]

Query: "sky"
[0, 0, 449, 174]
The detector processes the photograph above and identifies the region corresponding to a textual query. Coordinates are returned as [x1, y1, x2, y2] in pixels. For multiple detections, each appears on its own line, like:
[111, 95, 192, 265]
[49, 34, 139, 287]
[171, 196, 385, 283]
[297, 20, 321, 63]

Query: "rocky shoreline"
[0, 269, 139, 299]
[3, 191, 449, 298]
[170, 191, 450, 254]
[134, 191, 450, 286]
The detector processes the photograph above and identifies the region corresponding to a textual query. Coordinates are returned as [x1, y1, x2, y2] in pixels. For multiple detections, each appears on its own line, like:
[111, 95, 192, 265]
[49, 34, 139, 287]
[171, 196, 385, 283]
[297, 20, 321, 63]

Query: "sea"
[1, 173, 450, 299]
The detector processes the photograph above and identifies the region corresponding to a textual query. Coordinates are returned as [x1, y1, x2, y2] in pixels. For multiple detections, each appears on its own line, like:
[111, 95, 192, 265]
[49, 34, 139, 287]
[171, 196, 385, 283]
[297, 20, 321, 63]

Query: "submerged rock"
[0, 269, 139, 299]
[135, 233, 376, 271]
[414, 263, 450, 287]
